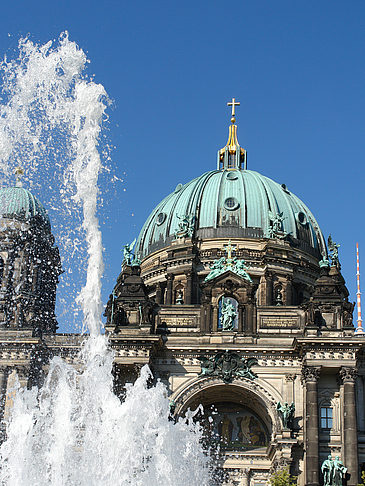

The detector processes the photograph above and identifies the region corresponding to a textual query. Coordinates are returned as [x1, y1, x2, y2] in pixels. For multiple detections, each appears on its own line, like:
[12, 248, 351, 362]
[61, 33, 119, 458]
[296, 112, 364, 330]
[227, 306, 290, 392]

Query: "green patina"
[0, 186, 50, 229]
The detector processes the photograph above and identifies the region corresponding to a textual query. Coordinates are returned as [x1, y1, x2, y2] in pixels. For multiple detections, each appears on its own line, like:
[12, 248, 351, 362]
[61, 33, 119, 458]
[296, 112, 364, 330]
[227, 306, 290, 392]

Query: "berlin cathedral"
[0, 99, 364, 486]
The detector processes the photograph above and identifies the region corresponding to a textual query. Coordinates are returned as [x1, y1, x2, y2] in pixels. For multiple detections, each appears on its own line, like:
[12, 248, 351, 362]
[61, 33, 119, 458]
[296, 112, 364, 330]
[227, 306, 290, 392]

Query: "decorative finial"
[227, 97, 240, 124]
[14, 167, 24, 187]
[217, 98, 246, 171]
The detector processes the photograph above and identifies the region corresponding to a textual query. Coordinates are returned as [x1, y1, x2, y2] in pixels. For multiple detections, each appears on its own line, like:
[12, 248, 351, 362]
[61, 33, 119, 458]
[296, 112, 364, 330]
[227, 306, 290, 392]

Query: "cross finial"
[14, 167, 24, 187]
[224, 240, 237, 260]
[227, 98, 240, 124]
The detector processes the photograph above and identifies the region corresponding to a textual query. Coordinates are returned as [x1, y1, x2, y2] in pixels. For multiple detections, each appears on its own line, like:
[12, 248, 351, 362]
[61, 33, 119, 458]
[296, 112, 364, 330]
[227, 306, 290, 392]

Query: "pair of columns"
[303, 366, 358, 486]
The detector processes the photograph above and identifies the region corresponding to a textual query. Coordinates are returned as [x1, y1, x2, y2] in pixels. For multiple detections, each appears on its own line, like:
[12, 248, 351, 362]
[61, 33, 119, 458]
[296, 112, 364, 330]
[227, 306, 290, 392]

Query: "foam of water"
[0, 33, 212, 485]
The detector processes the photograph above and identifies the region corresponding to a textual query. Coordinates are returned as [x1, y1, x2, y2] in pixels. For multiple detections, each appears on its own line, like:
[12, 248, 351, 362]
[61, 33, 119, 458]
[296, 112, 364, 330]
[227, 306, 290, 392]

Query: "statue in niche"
[175, 289, 184, 305]
[321, 455, 347, 486]
[122, 238, 136, 265]
[220, 298, 237, 331]
[276, 401, 295, 429]
[173, 213, 196, 239]
[275, 286, 283, 306]
[328, 235, 340, 267]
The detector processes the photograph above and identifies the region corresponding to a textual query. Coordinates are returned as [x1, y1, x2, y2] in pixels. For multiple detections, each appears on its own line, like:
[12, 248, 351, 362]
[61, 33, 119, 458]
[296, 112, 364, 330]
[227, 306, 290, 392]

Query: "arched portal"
[174, 378, 281, 453]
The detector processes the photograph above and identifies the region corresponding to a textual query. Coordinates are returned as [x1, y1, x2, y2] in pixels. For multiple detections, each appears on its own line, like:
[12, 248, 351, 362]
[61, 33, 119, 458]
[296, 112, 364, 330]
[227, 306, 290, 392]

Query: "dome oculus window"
[226, 171, 238, 180]
[156, 212, 166, 225]
[224, 197, 239, 211]
[296, 211, 307, 225]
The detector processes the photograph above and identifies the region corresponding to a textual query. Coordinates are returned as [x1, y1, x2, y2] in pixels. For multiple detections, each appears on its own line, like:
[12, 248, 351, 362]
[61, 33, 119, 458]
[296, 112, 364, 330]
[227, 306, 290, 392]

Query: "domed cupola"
[136, 100, 326, 260]
[0, 168, 62, 335]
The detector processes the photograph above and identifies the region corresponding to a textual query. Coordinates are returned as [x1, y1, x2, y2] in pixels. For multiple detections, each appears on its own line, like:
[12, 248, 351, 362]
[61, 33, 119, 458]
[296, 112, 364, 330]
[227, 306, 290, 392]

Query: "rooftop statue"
[321, 455, 347, 486]
[328, 235, 340, 267]
[220, 298, 237, 331]
[204, 241, 252, 283]
[276, 401, 295, 429]
[122, 238, 136, 265]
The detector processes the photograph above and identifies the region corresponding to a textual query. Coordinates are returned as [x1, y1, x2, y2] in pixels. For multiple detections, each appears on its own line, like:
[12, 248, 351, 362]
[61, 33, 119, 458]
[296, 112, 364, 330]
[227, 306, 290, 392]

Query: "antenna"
[355, 242, 364, 334]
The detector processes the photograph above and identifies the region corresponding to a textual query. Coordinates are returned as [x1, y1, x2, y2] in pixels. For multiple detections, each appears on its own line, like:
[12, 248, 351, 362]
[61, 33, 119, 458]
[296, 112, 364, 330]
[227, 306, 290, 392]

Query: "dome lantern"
[217, 98, 247, 171]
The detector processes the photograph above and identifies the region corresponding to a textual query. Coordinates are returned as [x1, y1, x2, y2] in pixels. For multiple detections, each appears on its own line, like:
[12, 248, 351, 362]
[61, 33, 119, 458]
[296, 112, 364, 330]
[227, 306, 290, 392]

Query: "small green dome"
[136, 169, 326, 259]
[0, 186, 51, 230]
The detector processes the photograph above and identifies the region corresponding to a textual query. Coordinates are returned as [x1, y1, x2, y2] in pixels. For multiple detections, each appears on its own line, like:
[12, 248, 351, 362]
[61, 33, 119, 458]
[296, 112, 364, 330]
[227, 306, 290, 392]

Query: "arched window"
[218, 296, 238, 331]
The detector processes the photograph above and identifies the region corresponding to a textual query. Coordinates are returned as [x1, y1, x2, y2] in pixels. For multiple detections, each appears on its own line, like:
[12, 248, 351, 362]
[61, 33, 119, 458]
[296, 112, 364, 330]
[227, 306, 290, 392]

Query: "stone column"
[302, 366, 321, 486]
[265, 271, 273, 305]
[165, 274, 174, 305]
[339, 367, 358, 486]
[155, 282, 163, 305]
[185, 271, 192, 305]
[285, 275, 293, 306]
[238, 304, 244, 333]
[285, 373, 296, 404]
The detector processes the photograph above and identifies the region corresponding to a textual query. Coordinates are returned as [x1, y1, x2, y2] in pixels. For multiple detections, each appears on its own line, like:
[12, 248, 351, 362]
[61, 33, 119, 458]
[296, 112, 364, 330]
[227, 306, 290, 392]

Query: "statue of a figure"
[276, 401, 295, 429]
[268, 211, 286, 239]
[122, 238, 136, 265]
[333, 456, 347, 486]
[204, 257, 226, 282]
[328, 235, 340, 267]
[220, 299, 237, 331]
[173, 213, 196, 239]
[234, 259, 252, 282]
[321, 455, 347, 486]
[176, 289, 184, 305]
[275, 287, 283, 306]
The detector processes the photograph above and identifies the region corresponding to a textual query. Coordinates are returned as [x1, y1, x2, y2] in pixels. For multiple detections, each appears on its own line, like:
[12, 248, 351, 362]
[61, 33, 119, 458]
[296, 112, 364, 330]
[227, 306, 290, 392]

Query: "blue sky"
[0, 1, 364, 332]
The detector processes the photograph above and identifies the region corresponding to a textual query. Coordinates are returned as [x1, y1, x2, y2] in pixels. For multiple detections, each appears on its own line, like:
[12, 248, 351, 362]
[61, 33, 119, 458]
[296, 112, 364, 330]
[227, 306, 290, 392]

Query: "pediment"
[204, 269, 253, 288]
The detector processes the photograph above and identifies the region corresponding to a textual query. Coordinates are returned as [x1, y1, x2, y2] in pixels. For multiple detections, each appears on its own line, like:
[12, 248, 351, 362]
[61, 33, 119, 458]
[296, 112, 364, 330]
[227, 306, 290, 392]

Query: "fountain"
[0, 33, 212, 485]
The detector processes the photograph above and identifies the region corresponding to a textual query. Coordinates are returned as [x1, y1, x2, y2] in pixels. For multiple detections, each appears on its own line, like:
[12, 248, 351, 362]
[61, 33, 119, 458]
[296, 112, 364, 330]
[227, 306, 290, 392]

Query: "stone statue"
[220, 298, 237, 331]
[176, 289, 184, 305]
[275, 287, 283, 306]
[276, 401, 295, 429]
[328, 235, 340, 267]
[122, 238, 136, 265]
[321, 455, 347, 486]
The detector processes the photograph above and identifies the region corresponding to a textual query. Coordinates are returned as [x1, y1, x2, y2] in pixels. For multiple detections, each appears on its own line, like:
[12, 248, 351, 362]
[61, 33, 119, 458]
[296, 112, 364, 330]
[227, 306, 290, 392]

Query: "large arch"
[172, 376, 282, 438]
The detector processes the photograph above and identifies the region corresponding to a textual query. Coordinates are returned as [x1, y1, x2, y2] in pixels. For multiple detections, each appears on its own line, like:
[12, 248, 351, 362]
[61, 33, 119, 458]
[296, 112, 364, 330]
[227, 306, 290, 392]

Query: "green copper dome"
[136, 169, 326, 259]
[0, 186, 51, 230]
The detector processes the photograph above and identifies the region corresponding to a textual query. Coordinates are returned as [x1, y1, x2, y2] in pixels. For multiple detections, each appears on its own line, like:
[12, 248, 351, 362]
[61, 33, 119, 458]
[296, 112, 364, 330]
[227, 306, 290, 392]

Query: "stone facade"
[0, 116, 364, 486]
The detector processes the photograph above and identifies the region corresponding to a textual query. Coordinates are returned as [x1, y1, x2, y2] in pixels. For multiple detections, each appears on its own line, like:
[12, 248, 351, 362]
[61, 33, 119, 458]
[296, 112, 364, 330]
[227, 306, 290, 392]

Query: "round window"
[296, 211, 307, 225]
[226, 171, 238, 180]
[224, 197, 239, 210]
[156, 212, 166, 225]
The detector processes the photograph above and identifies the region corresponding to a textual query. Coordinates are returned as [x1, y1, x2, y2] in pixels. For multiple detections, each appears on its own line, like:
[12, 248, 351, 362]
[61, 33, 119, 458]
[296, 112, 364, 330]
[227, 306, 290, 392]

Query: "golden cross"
[224, 240, 237, 260]
[227, 97, 240, 118]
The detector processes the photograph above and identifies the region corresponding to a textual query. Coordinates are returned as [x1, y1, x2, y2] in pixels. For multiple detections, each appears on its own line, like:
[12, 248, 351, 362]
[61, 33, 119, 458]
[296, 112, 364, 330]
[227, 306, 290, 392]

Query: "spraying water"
[0, 34, 212, 485]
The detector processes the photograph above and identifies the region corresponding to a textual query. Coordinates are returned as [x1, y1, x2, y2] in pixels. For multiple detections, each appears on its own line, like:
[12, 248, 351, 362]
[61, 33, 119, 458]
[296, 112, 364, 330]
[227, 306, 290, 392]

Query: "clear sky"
[0, 1, 364, 332]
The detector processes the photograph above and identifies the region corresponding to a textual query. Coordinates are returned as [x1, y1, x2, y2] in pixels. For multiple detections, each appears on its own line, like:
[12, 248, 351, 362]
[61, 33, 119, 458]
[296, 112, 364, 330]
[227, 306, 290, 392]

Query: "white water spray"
[0, 34, 212, 485]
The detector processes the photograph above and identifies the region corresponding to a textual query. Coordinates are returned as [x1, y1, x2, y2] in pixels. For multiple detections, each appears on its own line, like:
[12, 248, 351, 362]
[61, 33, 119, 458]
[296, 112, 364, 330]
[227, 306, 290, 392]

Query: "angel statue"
[122, 238, 136, 265]
[276, 401, 295, 429]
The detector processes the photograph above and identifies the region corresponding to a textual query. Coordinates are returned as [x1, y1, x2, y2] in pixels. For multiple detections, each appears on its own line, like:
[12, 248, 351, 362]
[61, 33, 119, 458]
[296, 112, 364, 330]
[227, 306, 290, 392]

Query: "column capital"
[301, 365, 321, 384]
[165, 274, 174, 281]
[285, 373, 296, 382]
[338, 366, 358, 384]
